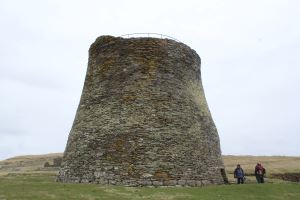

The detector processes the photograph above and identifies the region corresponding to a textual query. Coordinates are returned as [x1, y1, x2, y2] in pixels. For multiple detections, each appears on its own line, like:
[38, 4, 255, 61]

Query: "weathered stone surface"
[57, 35, 227, 186]
[163, 180, 177, 186]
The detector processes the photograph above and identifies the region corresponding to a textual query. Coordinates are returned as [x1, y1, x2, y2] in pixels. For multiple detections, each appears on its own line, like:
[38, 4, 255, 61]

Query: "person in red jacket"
[255, 163, 266, 183]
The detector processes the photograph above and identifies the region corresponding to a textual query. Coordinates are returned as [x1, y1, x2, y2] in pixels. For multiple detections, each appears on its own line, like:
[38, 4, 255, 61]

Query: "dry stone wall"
[57, 35, 227, 186]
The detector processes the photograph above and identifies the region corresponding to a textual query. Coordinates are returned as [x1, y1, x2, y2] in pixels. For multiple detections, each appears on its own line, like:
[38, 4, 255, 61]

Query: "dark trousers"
[256, 175, 264, 183]
[237, 177, 244, 184]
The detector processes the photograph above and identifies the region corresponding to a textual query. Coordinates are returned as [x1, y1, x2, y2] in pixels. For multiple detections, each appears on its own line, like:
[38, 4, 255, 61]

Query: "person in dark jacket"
[234, 164, 245, 184]
[255, 163, 266, 183]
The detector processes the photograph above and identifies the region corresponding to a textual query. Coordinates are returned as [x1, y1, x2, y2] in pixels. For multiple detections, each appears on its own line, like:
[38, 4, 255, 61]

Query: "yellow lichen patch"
[147, 60, 157, 79]
[134, 56, 158, 80]
[89, 36, 118, 57]
[122, 94, 137, 102]
[113, 138, 126, 152]
[186, 81, 210, 116]
[99, 59, 115, 74]
[158, 40, 168, 47]
[106, 155, 112, 160]
[127, 164, 134, 176]
[154, 170, 170, 180]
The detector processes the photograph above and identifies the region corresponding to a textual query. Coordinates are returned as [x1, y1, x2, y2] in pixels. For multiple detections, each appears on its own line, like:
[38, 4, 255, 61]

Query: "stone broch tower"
[57, 35, 227, 186]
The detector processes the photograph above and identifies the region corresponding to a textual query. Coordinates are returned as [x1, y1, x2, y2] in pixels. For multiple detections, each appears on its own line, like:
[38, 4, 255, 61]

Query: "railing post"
[120, 33, 179, 42]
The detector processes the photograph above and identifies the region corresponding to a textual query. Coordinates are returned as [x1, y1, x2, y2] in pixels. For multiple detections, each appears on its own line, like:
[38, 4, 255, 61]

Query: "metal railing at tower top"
[119, 33, 181, 42]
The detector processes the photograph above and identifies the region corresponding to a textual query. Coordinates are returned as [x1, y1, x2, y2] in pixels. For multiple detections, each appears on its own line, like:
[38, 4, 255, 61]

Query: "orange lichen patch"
[158, 40, 168, 47]
[122, 94, 137, 102]
[147, 60, 157, 78]
[106, 155, 112, 161]
[138, 59, 157, 81]
[127, 164, 134, 176]
[154, 170, 170, 180]
[89, 36, 118, 55]
[99, 59, 114, 74]
[113, 138, 126, 152]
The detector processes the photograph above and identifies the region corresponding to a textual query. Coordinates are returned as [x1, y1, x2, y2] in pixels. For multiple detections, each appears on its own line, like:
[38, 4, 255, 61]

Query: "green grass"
[0, 172, 299, 200]
[0, 154, 299, 199]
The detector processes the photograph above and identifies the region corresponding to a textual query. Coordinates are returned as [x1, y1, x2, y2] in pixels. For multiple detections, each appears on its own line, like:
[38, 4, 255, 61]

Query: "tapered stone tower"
[57, 35, 227, 186]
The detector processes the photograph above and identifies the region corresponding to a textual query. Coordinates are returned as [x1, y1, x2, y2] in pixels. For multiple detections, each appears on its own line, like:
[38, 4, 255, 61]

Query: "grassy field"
[0, 154, 300, 199]
[1, 153, 300, 180]
[223, 155, 300, 174]
[0, 172, 299, 200]
[0, 153, 62, 175]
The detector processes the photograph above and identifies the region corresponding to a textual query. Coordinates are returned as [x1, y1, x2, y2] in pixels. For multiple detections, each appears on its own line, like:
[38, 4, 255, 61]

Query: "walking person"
[255, 163, 266, 183]
[234, 164, 245, 184]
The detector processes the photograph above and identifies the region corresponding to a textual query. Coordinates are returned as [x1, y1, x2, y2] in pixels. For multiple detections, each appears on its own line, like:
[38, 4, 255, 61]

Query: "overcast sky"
[0, 0, 299, 160]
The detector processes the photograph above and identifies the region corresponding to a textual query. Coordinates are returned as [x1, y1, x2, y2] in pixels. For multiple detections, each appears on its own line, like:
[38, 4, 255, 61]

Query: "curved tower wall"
[57, 36, 227, 186]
